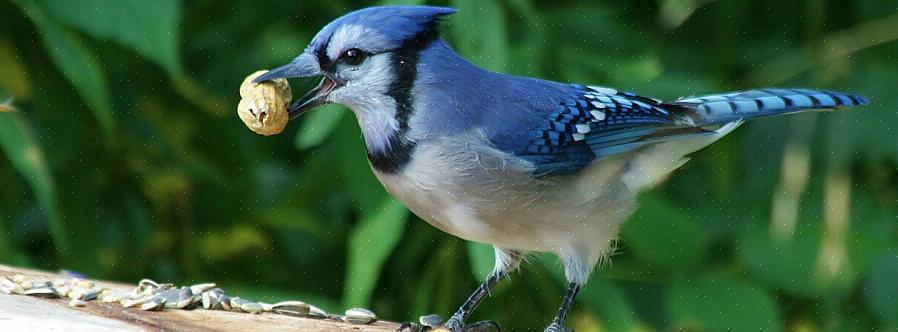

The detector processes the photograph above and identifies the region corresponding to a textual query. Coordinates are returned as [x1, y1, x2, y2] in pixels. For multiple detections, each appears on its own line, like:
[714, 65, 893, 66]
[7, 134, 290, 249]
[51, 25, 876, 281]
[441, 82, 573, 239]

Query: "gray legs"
[442, 248, 523, 332]
[543, 282, 581, 332]
[413, 248, 583, 332]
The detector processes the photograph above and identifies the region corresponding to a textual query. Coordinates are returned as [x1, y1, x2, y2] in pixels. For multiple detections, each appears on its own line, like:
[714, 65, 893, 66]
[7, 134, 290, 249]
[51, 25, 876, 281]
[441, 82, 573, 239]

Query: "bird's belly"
[370, 138, 636, 253]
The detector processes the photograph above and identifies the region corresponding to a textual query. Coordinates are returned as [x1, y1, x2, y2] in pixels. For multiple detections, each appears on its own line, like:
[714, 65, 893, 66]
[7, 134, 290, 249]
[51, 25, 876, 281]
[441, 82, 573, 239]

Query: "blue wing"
[513, 86, 867, 175]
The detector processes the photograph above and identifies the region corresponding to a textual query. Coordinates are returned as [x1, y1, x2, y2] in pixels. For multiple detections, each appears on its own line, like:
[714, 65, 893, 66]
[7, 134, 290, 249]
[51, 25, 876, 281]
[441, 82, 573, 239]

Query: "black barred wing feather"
[519, 85, 689, 175]
[515, 86, 867, 175]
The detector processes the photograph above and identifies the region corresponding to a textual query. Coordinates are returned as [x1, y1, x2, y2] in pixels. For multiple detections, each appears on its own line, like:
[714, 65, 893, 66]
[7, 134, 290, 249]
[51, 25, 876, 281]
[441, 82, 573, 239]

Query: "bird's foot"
[405, 314, 500, 332]
[543, 322, 572, 332]
[445, 319, 500, 332]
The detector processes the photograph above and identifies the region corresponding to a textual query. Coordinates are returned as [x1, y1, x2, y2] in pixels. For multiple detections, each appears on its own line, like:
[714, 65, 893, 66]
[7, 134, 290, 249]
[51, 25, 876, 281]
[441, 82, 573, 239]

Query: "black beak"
[287, 76, 338, 119]
[253, 53, 336, 119]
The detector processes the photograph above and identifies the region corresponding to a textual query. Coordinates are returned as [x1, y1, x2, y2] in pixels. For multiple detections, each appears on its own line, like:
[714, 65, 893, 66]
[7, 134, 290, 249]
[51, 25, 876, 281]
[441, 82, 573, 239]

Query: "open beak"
[253, 53, 338, 119]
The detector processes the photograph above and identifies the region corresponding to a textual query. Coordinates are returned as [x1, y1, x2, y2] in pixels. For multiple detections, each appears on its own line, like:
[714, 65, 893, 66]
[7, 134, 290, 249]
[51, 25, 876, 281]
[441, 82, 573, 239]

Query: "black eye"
[340, 48, 367, 66]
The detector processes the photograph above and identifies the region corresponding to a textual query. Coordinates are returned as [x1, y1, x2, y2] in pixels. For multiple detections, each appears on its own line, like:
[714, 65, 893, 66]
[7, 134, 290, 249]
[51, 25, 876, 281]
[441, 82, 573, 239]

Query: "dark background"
[1, 0, 897, 330]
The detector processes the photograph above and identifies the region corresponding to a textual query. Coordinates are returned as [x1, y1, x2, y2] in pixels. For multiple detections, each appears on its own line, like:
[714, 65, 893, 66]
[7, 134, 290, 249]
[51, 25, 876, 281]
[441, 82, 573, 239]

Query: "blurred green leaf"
[864, 250, 898, 324]
[0, 39, 31, 100]
[667, 275, 781, 331]
[14, 0, 115, 140]
[0, 113, 68, 259]
[738, 221, 891, 299]
[450, 0, 507, 71]
[39, 0, 182, 74]
[333, 114, 390, 212]
[578, 275, 639, 331]
[466, 242, 493, 283]
[0, 211, 14, 262]
[620, 194, 707, 271]
[295, 105, 347, 150]
[343, 197, 410, 308]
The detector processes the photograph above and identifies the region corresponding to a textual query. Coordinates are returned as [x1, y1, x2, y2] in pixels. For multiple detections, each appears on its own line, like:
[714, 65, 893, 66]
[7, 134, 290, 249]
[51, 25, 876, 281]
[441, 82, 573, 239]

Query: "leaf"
[0, 38, 32, 100]
[39, 0, 182, 74]
[0, 211, 15, 262]
[667, 275, 782, 332]
[37, 0, 226, 116]
[333, 114, 390, 212]
[294, 105, 347, 150]
[619, 194, 708, 271]
[13, 0, 115, 140]
[738, 221, 890, 298]
[450, 0, 508, 71]
[864, 250, 898, 324]
[466, 242, 494, 283]
[577, 275, 639, 331]
[343, 197, 410, 308]
[0, 113, 69, 259]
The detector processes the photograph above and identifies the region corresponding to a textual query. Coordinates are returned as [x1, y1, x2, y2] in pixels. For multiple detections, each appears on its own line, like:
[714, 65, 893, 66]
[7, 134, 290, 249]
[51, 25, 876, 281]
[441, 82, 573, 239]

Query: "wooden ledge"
[0, 264, 400, 332]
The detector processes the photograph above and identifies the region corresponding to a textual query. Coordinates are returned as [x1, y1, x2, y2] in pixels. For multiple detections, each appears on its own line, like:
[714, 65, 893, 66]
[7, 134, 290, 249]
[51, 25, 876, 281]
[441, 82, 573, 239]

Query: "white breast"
[370, 132, 637, 259]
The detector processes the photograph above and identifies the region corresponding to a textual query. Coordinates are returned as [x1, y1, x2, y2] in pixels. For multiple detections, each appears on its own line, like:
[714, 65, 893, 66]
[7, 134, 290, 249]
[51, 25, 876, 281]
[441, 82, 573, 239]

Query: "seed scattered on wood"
[1, 273, 377, 324]
[419, 314, 444, 327]
[345, 308, 378, 324]
[271, 301, 311, 317]
[69, 298, 87, 307]
[308, 304, 328, 318]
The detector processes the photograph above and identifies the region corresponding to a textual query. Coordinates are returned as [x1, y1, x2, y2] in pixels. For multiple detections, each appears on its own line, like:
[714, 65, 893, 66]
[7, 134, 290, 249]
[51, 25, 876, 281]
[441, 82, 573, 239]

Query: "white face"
[327, 52, 395, 110]
[319, 24, 403, 154]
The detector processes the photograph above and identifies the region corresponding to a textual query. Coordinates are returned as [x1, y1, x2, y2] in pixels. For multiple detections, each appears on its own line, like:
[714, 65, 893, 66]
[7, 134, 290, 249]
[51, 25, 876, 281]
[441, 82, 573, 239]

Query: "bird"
[254, 6, 868, 332]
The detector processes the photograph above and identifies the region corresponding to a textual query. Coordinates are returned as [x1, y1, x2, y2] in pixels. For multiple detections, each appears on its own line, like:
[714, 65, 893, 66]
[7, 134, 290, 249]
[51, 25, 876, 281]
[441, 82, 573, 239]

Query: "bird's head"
[254, 6, 457, 119]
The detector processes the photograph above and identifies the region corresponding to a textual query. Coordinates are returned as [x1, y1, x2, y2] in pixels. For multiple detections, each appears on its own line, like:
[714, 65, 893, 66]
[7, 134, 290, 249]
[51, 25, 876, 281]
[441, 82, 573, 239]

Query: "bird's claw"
[404, 314, 499, 332]
[444, 318, 501, 332]
[543, 322, 573, 332]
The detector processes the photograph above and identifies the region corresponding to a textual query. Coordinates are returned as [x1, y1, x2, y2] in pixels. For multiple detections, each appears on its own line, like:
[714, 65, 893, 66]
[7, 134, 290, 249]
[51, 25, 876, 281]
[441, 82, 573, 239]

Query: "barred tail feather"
[668, 88, 868, 125]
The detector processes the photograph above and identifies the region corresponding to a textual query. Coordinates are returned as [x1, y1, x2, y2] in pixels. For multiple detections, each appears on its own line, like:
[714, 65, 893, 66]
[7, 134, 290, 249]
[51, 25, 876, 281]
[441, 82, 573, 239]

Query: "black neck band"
[367, 22, 441, 173]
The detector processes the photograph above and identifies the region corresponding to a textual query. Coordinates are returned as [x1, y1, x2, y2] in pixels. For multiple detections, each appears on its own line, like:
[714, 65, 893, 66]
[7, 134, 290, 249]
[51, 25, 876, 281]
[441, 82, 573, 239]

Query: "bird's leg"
[543, 282, 582, 332]
[441, 248, 523, 332]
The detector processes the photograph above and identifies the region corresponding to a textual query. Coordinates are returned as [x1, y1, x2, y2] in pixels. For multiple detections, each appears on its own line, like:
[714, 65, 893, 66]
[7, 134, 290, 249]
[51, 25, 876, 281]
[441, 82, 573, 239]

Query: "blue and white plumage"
[254, 6, 867, 332]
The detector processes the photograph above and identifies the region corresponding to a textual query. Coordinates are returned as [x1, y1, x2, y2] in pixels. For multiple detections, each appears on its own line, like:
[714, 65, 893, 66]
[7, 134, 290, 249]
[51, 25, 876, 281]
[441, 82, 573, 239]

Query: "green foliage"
[344, 197, 410, 308]
[667, 275, 782, 331]
[39, 0, 182, 75]
[14, 0, 115, 140]
[1, 0, 897, 331]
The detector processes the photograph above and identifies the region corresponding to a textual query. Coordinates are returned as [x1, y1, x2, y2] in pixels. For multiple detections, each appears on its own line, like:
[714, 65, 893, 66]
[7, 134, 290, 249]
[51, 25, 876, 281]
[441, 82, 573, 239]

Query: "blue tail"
[668, 88, 868, 125]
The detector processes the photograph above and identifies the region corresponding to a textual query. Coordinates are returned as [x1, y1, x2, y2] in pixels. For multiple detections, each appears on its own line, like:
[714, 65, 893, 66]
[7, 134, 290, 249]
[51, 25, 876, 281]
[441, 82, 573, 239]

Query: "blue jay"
[255, 6, 867, 332]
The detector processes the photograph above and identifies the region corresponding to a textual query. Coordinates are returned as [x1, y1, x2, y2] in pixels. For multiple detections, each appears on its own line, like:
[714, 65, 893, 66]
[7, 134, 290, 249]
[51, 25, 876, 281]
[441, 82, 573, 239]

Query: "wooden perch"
[0, 264, 400, 331]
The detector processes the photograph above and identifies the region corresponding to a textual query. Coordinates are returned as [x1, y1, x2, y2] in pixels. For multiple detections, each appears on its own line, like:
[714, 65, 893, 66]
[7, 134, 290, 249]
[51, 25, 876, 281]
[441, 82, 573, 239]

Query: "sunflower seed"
[140, 298, 166, 311]
[419, 314, 444, 327]
[189, 283, 216, 294]
[201, 291, 217, 309]
[122, 296, 151, 308]
[102, 289, 132, 303]
[219, 294, 232, 311]
[74, 279, 95, 289]
[345, 308, 377, 324]
[138, 279, 159, 289]
[24, 287, 58, 298]
[69, 298, 87, 307]
[0, 277, 21, 294]
[271, 301, 310, 317]
[307, 305, 328, 318]
[157, 287, 191, 309]
[231, 297, 255, 312]
[240, 301, 263, 314]
[397, 323, 421, 332]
